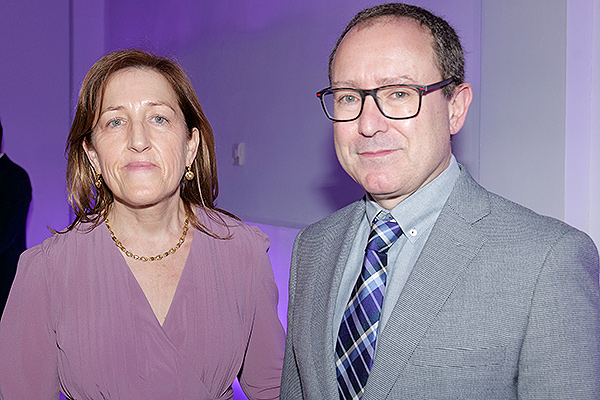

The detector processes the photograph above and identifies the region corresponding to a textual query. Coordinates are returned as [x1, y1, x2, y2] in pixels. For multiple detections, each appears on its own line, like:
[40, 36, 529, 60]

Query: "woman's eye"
[108, 118, 123, 128]
[153, 116, 167, 124]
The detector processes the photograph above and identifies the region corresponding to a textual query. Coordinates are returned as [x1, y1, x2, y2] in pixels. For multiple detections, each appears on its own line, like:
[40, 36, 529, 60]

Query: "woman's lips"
[123, 161, 157, 170]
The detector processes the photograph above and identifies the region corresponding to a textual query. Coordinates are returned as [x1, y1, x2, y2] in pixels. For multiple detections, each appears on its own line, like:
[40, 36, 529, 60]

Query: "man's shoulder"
[0, 154, 21, 169]
[291, 200, 365, 273]
[486, 190, 579, 235]
[453, 171, 588, 242]
[0, 155, 31, 186]
[294, 199, 365, 250]
[304, 199, 364, 231]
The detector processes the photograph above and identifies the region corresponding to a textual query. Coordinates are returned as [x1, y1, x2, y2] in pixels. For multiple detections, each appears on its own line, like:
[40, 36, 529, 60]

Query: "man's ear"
[448, 82, 473, 136]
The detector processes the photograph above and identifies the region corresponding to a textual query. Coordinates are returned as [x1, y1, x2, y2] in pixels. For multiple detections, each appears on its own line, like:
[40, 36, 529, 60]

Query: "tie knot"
[367, 212, 402, 253]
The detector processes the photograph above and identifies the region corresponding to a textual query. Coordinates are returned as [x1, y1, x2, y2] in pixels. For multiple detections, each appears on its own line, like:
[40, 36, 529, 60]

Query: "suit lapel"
[363, 169, 490, 400]
[305, 200, 365, 398]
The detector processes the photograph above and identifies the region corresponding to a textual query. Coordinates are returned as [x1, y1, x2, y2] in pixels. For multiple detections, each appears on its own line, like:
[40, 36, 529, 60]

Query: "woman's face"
[84, 68, 199, 210]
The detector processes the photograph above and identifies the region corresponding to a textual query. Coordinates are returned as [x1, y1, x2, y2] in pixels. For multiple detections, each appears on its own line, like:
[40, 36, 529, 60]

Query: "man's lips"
[357, 149, 397, 158]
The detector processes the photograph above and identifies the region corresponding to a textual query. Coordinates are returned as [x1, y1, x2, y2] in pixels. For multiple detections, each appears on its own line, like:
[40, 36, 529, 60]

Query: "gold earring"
[184, 165, 195, 181]
[94, 171, 102, 188]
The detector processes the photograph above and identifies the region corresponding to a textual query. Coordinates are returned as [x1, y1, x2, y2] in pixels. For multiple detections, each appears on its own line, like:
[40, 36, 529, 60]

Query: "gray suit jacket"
[281, 167, 600, 399]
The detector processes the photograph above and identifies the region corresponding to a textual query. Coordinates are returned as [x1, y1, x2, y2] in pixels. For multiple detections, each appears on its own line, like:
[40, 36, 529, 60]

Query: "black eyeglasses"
[316, 78, 454, 122]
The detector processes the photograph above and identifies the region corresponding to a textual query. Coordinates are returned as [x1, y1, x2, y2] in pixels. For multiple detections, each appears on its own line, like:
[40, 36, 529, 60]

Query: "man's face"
[331, 17, 471, 209]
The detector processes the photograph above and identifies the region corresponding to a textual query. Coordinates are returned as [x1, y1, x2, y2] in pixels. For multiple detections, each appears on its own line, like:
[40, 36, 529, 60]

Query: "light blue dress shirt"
[333, 156, 460, 349]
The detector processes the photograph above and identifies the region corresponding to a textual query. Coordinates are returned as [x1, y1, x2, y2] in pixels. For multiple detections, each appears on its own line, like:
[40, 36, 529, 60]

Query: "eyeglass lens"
[322, 86, 421, 121]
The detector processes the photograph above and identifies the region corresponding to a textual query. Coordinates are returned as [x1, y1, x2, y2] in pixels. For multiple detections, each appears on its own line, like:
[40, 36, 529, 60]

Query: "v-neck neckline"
[103, 223, 194, 328]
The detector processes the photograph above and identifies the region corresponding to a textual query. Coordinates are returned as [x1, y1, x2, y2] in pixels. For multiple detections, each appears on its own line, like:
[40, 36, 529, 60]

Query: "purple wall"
[102, 0, 482, 229]
[2, 1, 597, 399]
[0, 0, 482, 244]
[0, 0, 72, 247]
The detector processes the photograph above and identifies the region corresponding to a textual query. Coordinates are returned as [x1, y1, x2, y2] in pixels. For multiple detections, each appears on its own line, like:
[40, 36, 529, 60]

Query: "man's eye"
[153, 116, 167, 124]
[391, 90, 409, 99]
[335, 92, 359, 105]
[383, 88, 414, 101]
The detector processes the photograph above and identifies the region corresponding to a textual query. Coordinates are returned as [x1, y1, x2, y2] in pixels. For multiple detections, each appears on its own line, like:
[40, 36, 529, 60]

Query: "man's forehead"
[334, 17, 435, 61]
[353, 15, 428, 32]
[331, 17, 439, 84]
[344, 16, 433, 46]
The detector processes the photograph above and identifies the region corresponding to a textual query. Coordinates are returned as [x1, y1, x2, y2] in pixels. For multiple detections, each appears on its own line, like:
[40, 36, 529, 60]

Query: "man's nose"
[357, 95, 387, 137]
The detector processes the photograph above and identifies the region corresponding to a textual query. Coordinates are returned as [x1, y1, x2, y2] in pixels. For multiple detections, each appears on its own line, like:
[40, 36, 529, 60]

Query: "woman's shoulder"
[24, 223, 101, 264]
[196, 208, 269, 248]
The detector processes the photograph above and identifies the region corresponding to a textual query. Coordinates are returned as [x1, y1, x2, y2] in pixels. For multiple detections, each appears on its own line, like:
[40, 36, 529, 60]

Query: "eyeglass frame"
[316, 77, 455, 122]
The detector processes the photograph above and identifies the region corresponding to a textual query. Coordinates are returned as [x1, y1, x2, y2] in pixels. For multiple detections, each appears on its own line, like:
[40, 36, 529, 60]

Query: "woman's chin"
[113, 190, 180, 210]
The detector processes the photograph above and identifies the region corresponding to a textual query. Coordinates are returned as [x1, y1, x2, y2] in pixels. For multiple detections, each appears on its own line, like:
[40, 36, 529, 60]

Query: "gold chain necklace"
[104, 215, 189, 262]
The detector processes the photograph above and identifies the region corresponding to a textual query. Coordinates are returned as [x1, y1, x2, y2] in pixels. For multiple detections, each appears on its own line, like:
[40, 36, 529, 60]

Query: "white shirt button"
[409, 229, 418, 237]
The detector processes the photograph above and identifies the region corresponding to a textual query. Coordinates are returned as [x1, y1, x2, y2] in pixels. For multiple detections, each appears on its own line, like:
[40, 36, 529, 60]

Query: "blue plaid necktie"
[336, 212, 402, 400]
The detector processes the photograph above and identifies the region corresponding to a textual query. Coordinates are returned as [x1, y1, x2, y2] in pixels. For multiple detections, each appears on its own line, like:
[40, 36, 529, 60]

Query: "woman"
[0, 49, 285, 399]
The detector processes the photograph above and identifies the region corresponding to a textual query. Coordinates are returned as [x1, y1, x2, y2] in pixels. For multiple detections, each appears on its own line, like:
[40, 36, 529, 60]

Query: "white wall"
[565, 0, 600, 246]
[479, 0, 598, 246]
[480, 0, 568, 221]
[591, 0, 600, 247]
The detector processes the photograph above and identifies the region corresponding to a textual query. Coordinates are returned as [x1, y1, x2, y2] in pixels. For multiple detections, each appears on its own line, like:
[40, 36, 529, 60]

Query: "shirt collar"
[366, 155, 460, 243]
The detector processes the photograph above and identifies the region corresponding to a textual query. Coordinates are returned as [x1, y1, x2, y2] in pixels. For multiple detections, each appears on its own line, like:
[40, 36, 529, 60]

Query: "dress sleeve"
[0, 245, 60, 399]
[238, 229, 286, 400]
[280, 229, 304, 399]
[517, 229, 600, 399]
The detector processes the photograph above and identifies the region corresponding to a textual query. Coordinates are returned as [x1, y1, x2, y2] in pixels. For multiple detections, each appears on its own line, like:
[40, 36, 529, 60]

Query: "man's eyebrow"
[332, 75, 415, 88]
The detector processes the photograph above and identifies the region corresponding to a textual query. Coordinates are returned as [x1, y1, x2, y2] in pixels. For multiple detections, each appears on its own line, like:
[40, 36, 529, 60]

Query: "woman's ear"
[186, 127, 200, 166]
[82, 139, 101, 173]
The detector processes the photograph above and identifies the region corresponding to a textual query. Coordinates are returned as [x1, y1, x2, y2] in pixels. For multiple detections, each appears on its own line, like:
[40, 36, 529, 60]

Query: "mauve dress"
[0, 211, 285, 399]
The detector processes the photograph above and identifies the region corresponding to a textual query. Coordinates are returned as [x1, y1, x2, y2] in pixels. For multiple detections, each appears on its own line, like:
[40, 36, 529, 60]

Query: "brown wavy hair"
[63, 49, 236, 237]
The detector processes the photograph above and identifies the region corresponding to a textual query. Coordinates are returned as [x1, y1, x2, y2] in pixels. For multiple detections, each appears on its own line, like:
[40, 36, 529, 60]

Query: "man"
[0, 119, 31, 316]
[281, 3, 600, 399]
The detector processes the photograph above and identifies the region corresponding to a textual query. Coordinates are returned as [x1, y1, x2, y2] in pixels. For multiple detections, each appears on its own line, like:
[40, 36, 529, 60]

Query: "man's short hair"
[328, 3, 465, 98]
